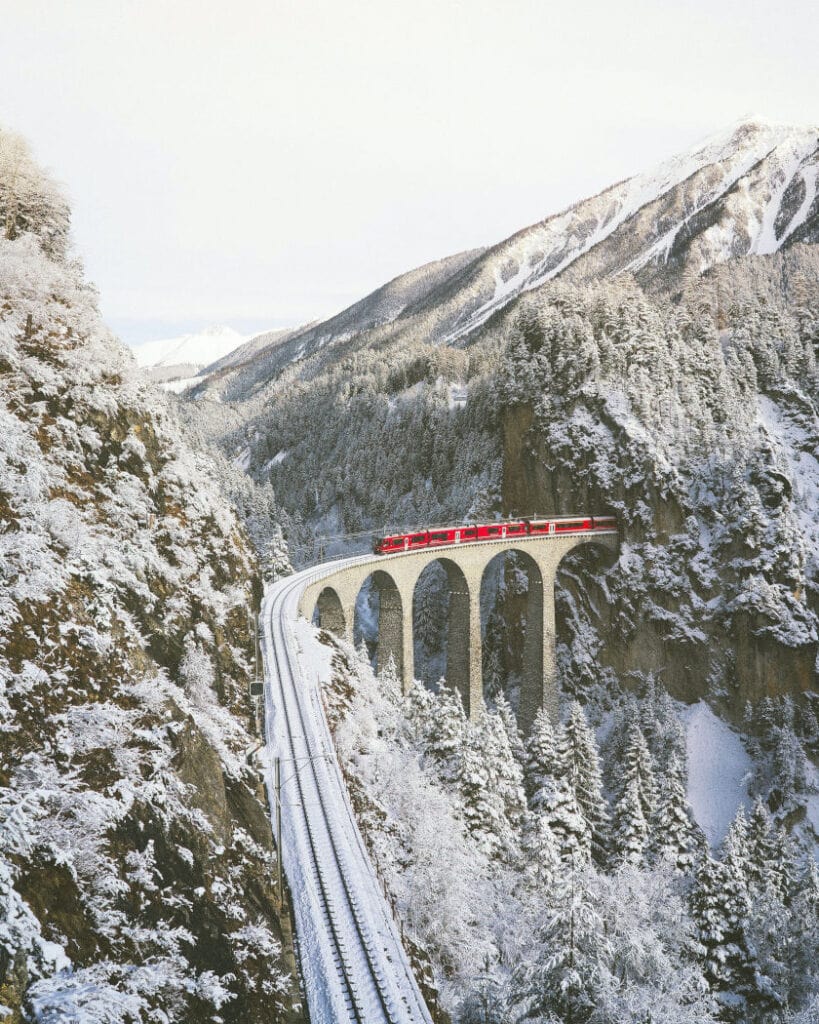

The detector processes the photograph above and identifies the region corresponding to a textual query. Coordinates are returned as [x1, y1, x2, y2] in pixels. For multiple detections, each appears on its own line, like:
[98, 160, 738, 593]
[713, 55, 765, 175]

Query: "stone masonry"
[298, 532, 618, 731]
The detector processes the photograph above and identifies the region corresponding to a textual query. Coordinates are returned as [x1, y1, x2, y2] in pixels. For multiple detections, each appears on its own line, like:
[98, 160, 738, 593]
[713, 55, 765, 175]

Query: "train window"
[463, 528, 476, 538]
[412, 534, 426, 543]
[430, 533, 447, 542]
[488, 526, 500, 535]
[508, 524, 524, 533]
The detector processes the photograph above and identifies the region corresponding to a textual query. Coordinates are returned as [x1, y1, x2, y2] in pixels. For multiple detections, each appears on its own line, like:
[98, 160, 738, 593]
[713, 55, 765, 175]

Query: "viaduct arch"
[302, 531, 618, 731]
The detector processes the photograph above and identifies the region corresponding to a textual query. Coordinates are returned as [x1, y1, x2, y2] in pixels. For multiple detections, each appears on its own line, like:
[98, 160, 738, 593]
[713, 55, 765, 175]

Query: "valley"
[2, 114, 819, 1023]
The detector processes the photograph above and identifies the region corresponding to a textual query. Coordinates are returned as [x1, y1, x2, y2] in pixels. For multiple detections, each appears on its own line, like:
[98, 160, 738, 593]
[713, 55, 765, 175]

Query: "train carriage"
[372, 515, 616, 555]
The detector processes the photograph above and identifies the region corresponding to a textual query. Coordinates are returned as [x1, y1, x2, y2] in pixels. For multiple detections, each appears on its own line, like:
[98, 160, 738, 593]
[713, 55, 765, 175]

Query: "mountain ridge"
[196, 118, 819, 404]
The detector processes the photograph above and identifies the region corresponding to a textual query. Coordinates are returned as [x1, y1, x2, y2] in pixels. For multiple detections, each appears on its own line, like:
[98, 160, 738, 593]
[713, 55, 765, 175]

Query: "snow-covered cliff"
[0, 128, 300, 1022]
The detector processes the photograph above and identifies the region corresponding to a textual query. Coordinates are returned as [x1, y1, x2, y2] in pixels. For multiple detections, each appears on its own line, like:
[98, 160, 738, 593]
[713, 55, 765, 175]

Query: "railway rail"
[262, 559, 434, 1024]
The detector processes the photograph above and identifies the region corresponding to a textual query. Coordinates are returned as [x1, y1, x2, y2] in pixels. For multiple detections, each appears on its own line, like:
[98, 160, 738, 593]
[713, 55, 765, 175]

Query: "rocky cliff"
[499, 253, 819, 716]
[0, 128, 301, 1022]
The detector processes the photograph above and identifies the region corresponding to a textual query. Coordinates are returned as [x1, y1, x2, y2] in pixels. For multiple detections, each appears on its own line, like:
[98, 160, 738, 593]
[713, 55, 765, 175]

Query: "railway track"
[262, 561, 433, 1024]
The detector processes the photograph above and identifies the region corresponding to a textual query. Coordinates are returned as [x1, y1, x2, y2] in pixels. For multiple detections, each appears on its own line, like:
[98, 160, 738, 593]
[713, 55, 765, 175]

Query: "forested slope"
[499, 251, 819, 713]
[324, 633, 819, 1024]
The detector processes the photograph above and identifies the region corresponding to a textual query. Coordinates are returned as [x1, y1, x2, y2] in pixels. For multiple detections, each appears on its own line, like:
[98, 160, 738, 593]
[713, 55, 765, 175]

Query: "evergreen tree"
[523, 707, 561, 812]
[548, 762, 593, 869]
[618, 720, 659, 823]
[518, 810, 560, 891]
[785, 859, 819, 1011]
[424, 683, 467, 783]
[769, 823, 800, 905]
[404, 678, 435, 742]
[494, 690, 525, 766]
[456, 716, 514, 859]
[522, 708, 591, 866]
[691, 853, 748, 993]
[509, 859, 609, 1024]
[612, 777, 650, 868]
[721, 805, 751, 890]
[651, 753, 703, 873]
[560, 702, 609, 866]
[377, 652, 401, 698]
[745, 799, 780, 897]
[477, 707, 526, 831]
[702, 807, 755, 1000]
[259, 522, 292, 582]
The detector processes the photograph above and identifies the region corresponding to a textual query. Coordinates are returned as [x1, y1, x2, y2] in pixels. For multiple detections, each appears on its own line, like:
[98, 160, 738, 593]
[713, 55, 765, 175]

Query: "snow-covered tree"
[524, 709, 591, 866]
[518, 810, 560, 891]
[621, 721, 659, 821]
[259, 522, 292, 582]
[0, 126, 69, 254]
[651, 753, 703, 872]
[560, 702, 609, 865]
[509, 861, 608, 1024]
[423, 682, 467, 783]
[456, 709, 525, 859]
[524, 707, 561, 812]
[494, 690, 525, 765]
[612, 778, 650, 868]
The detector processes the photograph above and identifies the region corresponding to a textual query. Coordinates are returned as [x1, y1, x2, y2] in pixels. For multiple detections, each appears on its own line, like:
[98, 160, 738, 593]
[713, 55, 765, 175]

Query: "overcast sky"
[1, 0, 818, 346]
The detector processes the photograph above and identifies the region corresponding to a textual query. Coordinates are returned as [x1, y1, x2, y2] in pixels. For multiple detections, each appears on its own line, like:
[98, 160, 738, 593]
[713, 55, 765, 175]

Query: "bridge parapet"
[299, 531, 618, 730]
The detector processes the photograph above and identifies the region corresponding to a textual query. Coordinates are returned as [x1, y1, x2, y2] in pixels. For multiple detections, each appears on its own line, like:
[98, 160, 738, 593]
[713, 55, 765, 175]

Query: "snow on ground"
[263, 450, 289, 471]
[758, 394, 819, 569]
[683, 702, 753, 846]
[130, 324, 248, 369]
[161, 375, 203, 393]
[233, 446, 252, 471]
[806, 793, 819, 842]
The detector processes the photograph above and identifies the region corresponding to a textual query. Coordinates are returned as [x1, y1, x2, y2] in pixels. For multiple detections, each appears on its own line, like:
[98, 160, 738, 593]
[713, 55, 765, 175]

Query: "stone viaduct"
[298, 530, 618, 731]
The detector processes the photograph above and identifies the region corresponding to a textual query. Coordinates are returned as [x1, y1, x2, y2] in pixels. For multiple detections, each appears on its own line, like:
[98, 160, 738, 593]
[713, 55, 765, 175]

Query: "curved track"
[261, 558, 434, 1024]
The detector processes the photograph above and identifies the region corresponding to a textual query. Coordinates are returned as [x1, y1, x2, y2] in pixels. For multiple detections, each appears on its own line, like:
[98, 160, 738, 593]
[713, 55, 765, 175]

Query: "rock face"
[0, 130, 301, 1021]
[498, 261, 818, 717]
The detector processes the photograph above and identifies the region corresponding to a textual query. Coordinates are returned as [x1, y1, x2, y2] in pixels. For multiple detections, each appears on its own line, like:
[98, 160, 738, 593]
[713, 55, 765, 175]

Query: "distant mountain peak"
[131, 324, 248, 370]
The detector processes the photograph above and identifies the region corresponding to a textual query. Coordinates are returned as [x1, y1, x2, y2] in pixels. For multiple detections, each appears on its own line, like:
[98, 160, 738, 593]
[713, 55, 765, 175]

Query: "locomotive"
[372, 516, 617, 555]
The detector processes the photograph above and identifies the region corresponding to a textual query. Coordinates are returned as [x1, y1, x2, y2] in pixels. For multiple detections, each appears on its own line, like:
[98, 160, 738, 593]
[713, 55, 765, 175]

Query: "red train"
[373, 516, 617, 555]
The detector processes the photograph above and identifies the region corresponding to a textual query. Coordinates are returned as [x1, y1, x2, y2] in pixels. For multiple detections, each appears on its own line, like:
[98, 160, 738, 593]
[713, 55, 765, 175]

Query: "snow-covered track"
[262, 560, 434, 1024]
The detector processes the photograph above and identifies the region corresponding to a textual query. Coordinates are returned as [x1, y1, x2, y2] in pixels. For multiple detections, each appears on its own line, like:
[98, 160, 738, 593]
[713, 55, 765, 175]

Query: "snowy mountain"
[130, 324, 249, 385]
[202, 247, 485, 401]
[198, 118, 819, 402]
[430, 117, 819, 343]
[180, 119, 819, 1023]
[3, 114, 818, 1024]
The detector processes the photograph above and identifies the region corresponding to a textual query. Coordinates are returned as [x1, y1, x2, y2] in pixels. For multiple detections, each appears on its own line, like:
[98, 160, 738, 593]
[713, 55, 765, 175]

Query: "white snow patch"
[264, 450, 288, 471]
[757, 395, 819, 573]
[161, 375, 203, 393]
[233, 446, 251, 471]
[448, 384, 468, 410]
[806, 793, 819, 840]
[683, 702, 752, 846]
